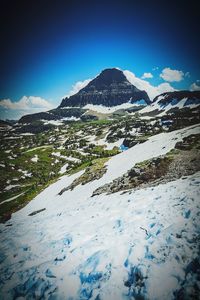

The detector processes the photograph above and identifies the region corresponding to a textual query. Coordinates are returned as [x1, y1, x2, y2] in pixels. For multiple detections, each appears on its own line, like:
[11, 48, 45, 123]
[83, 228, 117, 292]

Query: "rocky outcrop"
[59, 158, 108, 195]
[92, 156, 172, 196]
[60, 68, 150, 107]
[92, 137, 200, 196]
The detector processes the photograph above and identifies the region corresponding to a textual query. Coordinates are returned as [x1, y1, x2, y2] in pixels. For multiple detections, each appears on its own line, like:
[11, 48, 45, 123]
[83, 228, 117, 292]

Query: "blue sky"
[0, 0, 199, 119]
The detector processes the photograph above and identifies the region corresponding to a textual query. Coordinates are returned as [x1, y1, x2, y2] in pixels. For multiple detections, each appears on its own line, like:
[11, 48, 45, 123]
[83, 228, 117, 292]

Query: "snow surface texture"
[0, 124, 200, 300]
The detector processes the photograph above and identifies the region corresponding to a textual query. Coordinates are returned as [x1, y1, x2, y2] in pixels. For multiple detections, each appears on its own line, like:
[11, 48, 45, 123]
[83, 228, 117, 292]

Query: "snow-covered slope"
[140, 91, 200, 116]
[0, 124, 200, 299]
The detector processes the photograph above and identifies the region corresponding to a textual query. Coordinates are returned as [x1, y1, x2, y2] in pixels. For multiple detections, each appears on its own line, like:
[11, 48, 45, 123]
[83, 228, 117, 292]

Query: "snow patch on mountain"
[43, 117, 80, 126]
[31, 155, 38, 163]
[83, 101, 146, 114]
[86, 133, 124, 150]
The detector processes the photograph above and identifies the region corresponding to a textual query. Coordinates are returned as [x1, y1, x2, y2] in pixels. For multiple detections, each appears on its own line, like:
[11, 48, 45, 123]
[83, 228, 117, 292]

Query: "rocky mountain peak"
[60, 68, 151, 107]
[85, 68, 131, 89]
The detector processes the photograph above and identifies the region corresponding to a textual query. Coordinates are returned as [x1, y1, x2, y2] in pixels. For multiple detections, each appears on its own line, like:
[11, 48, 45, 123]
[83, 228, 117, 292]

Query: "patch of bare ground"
[58, 158, 108, 195]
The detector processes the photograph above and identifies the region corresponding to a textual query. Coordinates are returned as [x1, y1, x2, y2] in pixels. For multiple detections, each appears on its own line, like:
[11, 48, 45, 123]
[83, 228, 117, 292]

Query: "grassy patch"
[69, 161, 93, 175]
[73, 157, 109, 186]
[59, 157, 109, 194]
[0, 176, 61, 223]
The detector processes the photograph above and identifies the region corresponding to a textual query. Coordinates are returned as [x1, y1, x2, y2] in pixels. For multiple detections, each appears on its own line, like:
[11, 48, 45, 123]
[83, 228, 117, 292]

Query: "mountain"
[60, 68, 151, 108]
[19, 68, 151, 124]
[140, 90, 200, 116]
[18, 70, 200, 125]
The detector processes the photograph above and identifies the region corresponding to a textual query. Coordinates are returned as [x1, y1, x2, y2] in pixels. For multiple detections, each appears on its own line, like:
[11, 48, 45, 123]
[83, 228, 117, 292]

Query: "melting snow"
[4, 184, 20, 191]
[43, 120, 63, 126]
[43, 117, 80, 126]
[0, 192, 25, 206]
[59, 163, 69, 174]
[52, 152, 80, 162]
[31, 155, 38, 163]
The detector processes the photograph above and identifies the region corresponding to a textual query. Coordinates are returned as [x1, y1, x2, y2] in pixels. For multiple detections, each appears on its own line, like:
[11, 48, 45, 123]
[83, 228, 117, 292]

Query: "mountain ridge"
[140, 90, 200, 116]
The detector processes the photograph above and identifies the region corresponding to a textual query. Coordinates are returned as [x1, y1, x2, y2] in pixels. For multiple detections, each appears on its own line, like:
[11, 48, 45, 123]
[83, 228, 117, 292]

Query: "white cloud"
[160, 67, 184, 82]
[63, 78, 92, 99]
[190, 82, 200, 91]
[152, 66, 159, 71]
[123, 70, 176, 100]
[156, 82, 176, 95]
[141, 72, 153, 79]
[0, 96, 54, 110]
[0, 96, 55, 120]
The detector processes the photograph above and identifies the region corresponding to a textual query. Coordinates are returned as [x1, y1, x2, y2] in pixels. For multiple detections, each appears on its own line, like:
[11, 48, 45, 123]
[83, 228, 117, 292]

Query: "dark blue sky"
[0, 0, 200, 105]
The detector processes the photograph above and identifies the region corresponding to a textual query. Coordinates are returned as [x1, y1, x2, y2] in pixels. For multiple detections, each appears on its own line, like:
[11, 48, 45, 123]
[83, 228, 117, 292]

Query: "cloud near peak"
[123, 70, 176, 100]
[63, 79, 92, 99]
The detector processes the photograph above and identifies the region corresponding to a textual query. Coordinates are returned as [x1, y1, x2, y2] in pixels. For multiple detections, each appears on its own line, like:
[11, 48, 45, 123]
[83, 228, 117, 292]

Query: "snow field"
[0, 124, 199, 299]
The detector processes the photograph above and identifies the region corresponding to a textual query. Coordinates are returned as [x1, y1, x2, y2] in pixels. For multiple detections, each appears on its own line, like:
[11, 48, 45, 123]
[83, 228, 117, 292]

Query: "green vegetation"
[0, 118, 123, 222]
[67, 157, 109, 191]
[166, 148, 180, 157]
[69, 161, 93, 175]
[0, 176, 60, 223]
